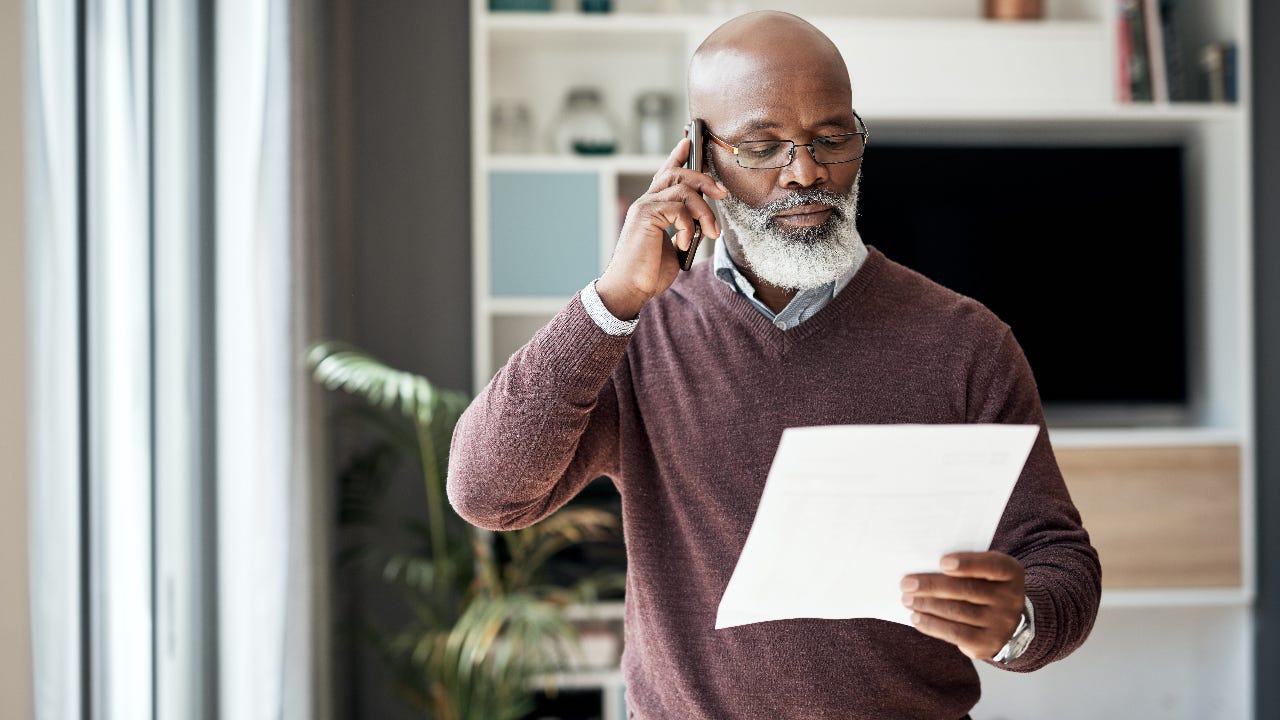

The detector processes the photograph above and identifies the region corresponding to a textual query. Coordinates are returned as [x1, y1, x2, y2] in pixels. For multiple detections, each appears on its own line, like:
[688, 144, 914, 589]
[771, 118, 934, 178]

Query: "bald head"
[688, 11, 851, 129]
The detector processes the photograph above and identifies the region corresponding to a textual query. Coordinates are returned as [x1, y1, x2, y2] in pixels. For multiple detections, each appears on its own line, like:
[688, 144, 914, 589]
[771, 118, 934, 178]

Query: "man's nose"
[778, 144, 828, 189]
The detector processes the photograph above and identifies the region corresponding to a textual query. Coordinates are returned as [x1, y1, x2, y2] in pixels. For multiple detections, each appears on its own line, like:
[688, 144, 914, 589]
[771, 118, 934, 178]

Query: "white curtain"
[84, 2, 155, 716]
[26, 0, 83, 717]
[216, 0, 323, 718]
[154, 0, 213, 716]
[28, 0, 326, 716]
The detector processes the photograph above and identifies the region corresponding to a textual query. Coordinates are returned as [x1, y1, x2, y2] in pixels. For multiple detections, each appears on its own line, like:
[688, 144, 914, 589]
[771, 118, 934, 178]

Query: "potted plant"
[307, 341, 623, 720]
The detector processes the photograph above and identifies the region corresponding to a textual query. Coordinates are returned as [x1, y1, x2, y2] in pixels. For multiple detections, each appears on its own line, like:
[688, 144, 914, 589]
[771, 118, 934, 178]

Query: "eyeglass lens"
[736, 134, 866, 169]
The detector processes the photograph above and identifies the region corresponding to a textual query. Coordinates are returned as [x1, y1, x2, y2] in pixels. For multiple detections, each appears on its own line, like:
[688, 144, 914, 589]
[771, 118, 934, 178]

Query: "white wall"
[0, 0, 33, 717]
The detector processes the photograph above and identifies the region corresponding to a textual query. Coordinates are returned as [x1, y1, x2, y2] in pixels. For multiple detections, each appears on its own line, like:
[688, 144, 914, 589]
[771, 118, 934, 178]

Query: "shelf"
[485, 12, 1102, 36]
[564, 600, 626, 622]
[536, 668, 625, 691]
[483, 102, 1247, 167]
[1048, 427, 1245, 448]
[868, 102, 1246, 124]
[487, 154, 667, 174]
[1100, 587, 1252, 608]
[487, 10, 696, 33]
[489, 296, 575, 314]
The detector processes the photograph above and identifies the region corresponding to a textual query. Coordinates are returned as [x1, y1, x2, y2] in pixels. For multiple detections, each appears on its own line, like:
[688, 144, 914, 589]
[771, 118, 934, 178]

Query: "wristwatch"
[992, 596, 1035, 664]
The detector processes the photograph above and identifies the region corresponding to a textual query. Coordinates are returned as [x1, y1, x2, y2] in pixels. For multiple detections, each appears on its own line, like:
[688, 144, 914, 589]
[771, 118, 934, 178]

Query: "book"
[1142, 0, 1169, 102]
[1224, 43, 1238, 103]
[1117, 2, 1133, 102]
[1159, 0, 1188, 102]
[1120, 0, 1152, 102]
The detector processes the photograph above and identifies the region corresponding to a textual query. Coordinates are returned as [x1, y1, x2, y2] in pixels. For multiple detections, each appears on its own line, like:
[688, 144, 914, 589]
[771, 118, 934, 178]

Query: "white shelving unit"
[471, 1, 1254, 718]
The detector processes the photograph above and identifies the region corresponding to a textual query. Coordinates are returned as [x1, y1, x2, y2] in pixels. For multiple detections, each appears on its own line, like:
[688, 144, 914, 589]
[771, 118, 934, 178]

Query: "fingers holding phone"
[676, 118, 707, 271]
[596, 132, 727, 321]
[645, 131, 725, 243]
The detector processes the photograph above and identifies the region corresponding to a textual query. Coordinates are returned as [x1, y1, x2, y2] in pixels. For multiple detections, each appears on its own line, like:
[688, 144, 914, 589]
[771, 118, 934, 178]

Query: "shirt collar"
[712, 231, 867, 325]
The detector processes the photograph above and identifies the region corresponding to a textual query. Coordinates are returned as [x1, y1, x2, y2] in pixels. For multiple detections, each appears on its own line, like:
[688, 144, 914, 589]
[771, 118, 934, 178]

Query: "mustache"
[758, 189, 852, 218]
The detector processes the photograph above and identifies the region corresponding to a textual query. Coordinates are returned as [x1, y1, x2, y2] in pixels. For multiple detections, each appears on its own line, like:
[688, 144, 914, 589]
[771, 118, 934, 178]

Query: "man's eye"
[815, 135, 851, 150]
[741, 141, 786, 159]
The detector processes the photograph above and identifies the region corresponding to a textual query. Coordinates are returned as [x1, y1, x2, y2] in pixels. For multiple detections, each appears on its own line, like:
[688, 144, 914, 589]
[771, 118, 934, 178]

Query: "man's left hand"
[900, 552, 1026, 661]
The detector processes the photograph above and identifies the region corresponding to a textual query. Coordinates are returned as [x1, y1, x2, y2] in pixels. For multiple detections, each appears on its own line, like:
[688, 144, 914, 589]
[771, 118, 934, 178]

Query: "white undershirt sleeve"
[580, 279, 640, 337]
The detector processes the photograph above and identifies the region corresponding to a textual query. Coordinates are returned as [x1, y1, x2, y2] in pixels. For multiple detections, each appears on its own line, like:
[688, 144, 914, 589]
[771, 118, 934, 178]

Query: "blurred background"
[3, 0, 1280, 718]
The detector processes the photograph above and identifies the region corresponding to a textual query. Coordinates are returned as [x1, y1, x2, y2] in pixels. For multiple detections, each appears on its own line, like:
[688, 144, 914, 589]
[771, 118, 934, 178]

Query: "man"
[449, 10, 1100, 720]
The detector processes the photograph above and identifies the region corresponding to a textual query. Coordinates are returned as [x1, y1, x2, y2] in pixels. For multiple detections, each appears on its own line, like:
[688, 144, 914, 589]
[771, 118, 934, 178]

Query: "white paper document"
[715, 424, 1039, 630]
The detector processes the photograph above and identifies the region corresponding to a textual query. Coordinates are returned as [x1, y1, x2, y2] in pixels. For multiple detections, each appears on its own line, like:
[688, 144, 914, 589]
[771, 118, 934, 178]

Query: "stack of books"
[1117, 0, 1237, 104]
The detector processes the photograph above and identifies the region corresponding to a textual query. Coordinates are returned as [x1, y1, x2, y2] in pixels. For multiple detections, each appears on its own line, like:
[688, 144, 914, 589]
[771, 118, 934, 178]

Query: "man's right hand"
[594, 138, 728, 321]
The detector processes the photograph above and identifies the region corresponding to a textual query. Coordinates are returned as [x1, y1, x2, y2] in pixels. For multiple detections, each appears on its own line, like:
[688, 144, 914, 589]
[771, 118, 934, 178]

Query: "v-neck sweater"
[448, 247, 1101, 720]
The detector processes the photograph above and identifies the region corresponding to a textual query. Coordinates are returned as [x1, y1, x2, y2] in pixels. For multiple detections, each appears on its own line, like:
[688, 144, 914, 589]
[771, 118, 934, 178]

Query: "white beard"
[713, 172, 862, 292]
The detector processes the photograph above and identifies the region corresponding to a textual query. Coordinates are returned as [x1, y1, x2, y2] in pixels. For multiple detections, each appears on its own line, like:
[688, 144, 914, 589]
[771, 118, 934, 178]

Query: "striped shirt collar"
[712, 231, 868, 330]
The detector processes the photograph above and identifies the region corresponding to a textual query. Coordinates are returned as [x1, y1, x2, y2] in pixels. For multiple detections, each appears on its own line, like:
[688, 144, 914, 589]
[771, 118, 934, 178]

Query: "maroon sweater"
[448, 248, 1100, 720]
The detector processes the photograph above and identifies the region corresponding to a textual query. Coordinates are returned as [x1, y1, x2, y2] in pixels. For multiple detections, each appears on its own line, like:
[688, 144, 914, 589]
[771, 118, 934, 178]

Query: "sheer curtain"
[26, 1, 84, 717]
[216, 0, 329, 715]
[215, 0, 323, 717]
[27, 0, 328, 717]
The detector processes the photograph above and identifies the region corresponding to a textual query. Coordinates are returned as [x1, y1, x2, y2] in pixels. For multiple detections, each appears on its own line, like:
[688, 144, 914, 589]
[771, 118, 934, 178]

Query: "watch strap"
[992, 595, 1036, 664]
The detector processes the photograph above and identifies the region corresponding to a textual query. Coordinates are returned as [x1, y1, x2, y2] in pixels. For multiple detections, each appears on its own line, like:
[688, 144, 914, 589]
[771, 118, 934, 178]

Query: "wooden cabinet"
[1058, 444, 1242, 589]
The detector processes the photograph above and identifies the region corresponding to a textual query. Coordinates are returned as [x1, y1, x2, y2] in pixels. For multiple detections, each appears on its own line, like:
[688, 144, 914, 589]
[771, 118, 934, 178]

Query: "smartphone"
[676, 118, 706, 271]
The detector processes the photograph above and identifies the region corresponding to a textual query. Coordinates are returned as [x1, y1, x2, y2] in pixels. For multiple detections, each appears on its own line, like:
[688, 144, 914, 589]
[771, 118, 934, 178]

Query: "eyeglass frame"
[705, 110, 870, 170]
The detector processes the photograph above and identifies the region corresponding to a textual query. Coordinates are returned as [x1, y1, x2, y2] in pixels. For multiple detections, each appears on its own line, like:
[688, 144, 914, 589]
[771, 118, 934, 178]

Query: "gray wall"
[330, 2, 471, 719]
[1254, 0, 1279, 716]
[345, 0, 472, 392]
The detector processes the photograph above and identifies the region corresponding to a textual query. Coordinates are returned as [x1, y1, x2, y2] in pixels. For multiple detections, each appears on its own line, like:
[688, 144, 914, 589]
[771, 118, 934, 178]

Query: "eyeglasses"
[707, 111, 869, 170]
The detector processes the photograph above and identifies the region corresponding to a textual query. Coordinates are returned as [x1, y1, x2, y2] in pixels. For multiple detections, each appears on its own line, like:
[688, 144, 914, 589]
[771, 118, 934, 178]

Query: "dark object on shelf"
[492, 99, 535, 154]
[521, 688, 605, 720]
[1200, 41, 1238, 103]
[983, 0, 1043, 20]
[1159, 0, 1189, 102]
[857, 144, 1188, 424]
[552, 86, 619, 155]
[490, 0, 552, 10]
[635, 90, 675, 156]
[581, 0, 611, 12]
[573, 141, 617, 155]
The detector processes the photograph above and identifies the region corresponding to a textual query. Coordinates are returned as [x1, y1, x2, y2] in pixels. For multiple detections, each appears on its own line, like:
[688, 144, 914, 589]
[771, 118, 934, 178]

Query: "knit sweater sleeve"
[447, 293, 630, 531]
[968, 326, 1102, 672]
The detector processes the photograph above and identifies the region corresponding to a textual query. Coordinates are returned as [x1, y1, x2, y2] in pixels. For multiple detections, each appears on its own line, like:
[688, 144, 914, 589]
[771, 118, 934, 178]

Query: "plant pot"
[984, 0, 1044, 20]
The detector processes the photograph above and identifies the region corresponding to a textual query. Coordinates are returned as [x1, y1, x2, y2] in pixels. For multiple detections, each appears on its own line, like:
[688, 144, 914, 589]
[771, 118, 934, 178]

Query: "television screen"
[855, 144, 1187, 418]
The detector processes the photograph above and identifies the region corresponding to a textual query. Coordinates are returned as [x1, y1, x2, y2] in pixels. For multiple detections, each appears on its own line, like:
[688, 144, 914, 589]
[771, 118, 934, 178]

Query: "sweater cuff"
[995, 581, 1057, 672]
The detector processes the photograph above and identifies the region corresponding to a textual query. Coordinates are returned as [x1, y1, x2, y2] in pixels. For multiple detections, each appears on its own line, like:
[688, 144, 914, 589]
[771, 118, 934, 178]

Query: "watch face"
[1012, 622, 1033, 652]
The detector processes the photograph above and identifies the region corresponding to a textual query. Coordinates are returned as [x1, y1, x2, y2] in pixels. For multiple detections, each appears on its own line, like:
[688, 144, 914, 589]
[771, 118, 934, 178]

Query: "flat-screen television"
[856, 144, 1187, 425]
